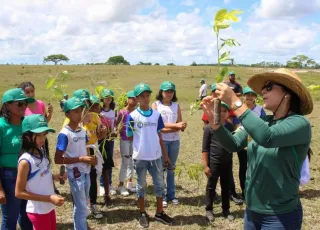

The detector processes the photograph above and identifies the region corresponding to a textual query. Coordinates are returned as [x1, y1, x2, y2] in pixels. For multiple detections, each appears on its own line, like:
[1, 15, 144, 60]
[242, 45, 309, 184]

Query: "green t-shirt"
[0, 117, 23, 168]
[215, 110, 311, 215]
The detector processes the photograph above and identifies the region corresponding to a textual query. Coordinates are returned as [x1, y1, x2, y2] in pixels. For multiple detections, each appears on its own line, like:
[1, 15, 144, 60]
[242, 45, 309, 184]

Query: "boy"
[126, 83, 172, 228]
[202, 102, 235, 222]
[55, 97, 97, 230]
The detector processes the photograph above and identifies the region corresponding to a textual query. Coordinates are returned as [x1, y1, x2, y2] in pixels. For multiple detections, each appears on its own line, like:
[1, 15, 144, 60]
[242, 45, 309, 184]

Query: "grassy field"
[1, 65, 320, 230]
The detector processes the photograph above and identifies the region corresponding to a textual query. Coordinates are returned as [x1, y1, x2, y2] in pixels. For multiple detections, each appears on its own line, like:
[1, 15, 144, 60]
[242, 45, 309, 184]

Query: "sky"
[0, 0, 319, 65]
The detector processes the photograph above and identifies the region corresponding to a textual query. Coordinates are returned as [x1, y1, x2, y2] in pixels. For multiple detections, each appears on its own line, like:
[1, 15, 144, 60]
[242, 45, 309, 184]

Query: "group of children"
[0, 80, 186, 229]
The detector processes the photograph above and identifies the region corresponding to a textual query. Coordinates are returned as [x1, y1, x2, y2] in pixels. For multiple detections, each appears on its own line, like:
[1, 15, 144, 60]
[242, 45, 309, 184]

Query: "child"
[55, 97, 97, 230]
[99, 88, 117, 196]
[116, 90, 138, 196]
[152, 81, 187, 208]
[127, 83, 172, 228]
[202, 102, 235, 222]
[15, 114, 65, 230]
[0, 88, 35, 229]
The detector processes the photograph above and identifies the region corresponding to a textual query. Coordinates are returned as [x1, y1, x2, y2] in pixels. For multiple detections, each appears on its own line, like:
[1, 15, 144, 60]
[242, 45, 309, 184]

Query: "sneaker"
[213, 194, 220, 204]
[230, 194, 244, 205]
[223, 210, 235, 221]
[162, 200, 168, 208]
[90, 204, 103, 219]
[110, 185, 117, 196]
[127, 182, 136, 193]
[139, 212, 149, 228]
[99, 186, 105, 197]
[104, 196, 112, 207]
[206, 210, 214, 222]
[154, 211, 173, 225]
[118, 186, 129, 197]
[170, 198, 179, 205]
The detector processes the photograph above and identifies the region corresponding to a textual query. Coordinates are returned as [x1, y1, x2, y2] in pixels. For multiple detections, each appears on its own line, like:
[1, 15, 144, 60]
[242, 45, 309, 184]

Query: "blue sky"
[0, 0, 319, 65]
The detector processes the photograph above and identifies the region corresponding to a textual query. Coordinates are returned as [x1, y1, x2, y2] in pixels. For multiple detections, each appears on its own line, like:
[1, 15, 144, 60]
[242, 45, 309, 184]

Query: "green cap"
[73, 89, 90, 101]
[64, 94, 68, 97]
[221, 102, 230, 111]
[99, 88, 114, 98]
[22, 114, 55, 134]
[160, 81, 176, 91]
[200, 79, 205, 83]
[243, 86, 257, 96]
[229, 71, 235, 75]
[2, 88, 35, 104]
[211, 83, 216, 92]
[90, 95, 100, 104]
[126, 90, 135, 98]
[134, 83, 152, 96]
[64, 97, 84, 112]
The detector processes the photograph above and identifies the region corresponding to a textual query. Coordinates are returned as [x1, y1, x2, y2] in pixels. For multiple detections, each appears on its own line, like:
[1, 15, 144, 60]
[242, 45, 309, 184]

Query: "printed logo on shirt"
[40, 165, 50, 177]
[136, 121, 157, 128]
[161, 111, 167, 115]
[12, 135, 21, 147]
[73, 136, 86, 142]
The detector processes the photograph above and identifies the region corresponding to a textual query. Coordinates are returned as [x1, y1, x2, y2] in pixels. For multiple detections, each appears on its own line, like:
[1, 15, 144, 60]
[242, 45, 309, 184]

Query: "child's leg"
[27, 210, 57, 230]
[119, 140, 130, 186]
[127, 140, 134, 183]
[102, 169, 110, 199]
[205, 163, 220, 211]
[67, 168, 89, 230]
[89, 167, 98, 205]
[166, 140, 180, 201]
[220, 163, 231, 213]
[107, 141, 115, 185]
[134, 160, 148, 212]
[148, 158, 164, 213]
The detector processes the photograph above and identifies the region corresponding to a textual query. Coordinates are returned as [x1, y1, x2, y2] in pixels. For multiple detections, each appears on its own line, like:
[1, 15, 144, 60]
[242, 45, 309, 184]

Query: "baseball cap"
[22, 114, 55, 134]
[134, 83, 152, 96]
[63, 97, 84, 112]
[99, 88, 114, 98]
[160, 81, 176, 91]
[73, 89, 90, 101]
[2, 88, 35, 104]
[126, 90, 135, 98]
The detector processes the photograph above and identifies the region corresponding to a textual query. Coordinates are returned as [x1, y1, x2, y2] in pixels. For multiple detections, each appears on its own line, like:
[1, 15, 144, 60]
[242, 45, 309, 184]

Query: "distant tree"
[167, 63, 175, 66]
[43, 54, 70, 65]
[106, 55, 130, 65]
[286, 55, 316, 68]
[137, 62, 152, 65]
[154, 63, 160, 65]
[190, 62, 197, 66]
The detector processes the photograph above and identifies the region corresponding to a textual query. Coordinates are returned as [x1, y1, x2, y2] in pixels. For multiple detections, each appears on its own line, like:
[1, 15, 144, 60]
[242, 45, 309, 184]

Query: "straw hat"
[247, 68, 313, 115]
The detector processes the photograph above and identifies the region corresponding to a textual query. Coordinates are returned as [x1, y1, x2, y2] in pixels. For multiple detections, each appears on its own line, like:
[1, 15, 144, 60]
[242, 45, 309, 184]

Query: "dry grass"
[1, 65, 320, 229]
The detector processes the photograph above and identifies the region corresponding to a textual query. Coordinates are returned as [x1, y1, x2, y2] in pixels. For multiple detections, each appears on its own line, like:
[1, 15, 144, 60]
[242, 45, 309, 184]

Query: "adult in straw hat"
[201, 68, 312, 229]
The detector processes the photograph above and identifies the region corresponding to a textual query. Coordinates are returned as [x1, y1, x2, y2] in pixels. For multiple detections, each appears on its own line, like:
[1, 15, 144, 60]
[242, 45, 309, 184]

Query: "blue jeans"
[134, 158, 164, 198]
[99, 140, 114, 187]
[162, 140, 180, 201]
[0, 168, 33, 230]
[67, 168, 90, 230]
[244, 202, 303, 230]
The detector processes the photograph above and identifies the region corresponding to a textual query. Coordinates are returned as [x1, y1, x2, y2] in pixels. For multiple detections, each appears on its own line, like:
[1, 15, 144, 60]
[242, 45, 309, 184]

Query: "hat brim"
[135, 90, 152, 96]
[247, 72, 313, 115]
[161, 88, 175, 91]
[243, 91, 257, 96]
[64, 104, 84, 113]
[30, 127, 56, 134]
[14, 97, 35, 104]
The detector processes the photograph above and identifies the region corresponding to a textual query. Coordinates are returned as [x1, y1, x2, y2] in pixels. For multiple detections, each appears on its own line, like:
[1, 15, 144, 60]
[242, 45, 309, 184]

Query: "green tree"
[154, 63, 160, 65]
[167, 63, 175, 66]
[43, 54, 70, 65]
[286, 55, 313, 68]
[106, 55, 130, 65]
[190, 61, 197, 66]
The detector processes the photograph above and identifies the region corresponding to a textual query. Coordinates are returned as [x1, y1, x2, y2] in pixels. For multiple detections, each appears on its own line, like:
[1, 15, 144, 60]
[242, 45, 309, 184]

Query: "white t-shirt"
[300, 155, 310, 186]
[18, 151, 55, 214]
[56, 126, 90, 174]
[100, 109, 116, 130]
[199, 84, 207, 97]
[126, 108, 164, 160]
[154, 101, 180, 141]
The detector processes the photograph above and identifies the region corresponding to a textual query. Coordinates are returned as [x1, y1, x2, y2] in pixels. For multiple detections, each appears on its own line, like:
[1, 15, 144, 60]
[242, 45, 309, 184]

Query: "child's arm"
[202, 125, 212, 177]
[158, 133, 170, 166]
[126, 113, 134, 141]
[15, 160, 64, 206]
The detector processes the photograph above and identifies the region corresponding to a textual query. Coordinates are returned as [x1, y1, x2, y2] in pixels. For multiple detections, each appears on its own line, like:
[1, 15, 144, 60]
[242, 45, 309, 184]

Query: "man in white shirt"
[199, 79, 208, 100]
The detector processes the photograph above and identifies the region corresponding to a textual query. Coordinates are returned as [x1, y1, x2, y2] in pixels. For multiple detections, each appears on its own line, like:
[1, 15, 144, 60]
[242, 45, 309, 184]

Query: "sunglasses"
[262, 82, 279, 92]
[11, 101, 27, 107]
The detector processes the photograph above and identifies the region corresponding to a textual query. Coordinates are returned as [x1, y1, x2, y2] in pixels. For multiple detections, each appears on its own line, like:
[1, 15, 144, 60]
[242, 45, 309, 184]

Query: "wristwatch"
[232, 100, 243, 111]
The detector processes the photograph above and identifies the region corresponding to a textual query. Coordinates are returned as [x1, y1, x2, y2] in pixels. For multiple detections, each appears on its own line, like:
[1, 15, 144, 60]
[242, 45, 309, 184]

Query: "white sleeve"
[300, 155, 310, 186]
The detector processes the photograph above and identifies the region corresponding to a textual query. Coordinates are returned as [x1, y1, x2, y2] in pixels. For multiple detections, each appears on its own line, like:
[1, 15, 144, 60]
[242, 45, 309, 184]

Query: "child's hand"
[80, 156, 97, 165]
[0, 189, 6, 204]
[164, 155, 171, 168]
[176, 122, 186, 130]
[53, 173, 67, 182]
[50, 194, 65, 207]
[204, 166, 212, 177]
[47, 103, 53, 115]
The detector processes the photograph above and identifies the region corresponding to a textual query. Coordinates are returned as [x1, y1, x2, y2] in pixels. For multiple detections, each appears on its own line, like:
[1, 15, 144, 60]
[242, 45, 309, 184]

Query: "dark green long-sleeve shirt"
[215, 109, 311, 215]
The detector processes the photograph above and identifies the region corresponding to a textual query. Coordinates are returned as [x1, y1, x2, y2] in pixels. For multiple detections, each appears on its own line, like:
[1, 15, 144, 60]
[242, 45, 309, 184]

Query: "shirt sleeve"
[157, 115, 165, 132]
[56, 133, 68, 151]
[126, 114, 134, 137]
[260, 108, 266, 119]
[202, 125, 211, 153]
[233, 116, 240, 125]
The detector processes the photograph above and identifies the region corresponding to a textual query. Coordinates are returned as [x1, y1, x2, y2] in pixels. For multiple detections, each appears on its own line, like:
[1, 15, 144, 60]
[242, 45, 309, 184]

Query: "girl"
[19, 82, 53, 122]
[99, 88, 117, 197]
[15, 114, 65, 230]
[0, 88, 35, 229]
[152, 81, 187, 208]
[116, 90, 138, 196]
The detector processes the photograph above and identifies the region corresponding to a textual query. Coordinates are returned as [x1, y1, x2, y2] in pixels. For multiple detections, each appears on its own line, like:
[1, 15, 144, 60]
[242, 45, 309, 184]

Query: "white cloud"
[224, 0, 231, 4]
[255, 0, 320, 19]
[180, 0, 195, 6]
